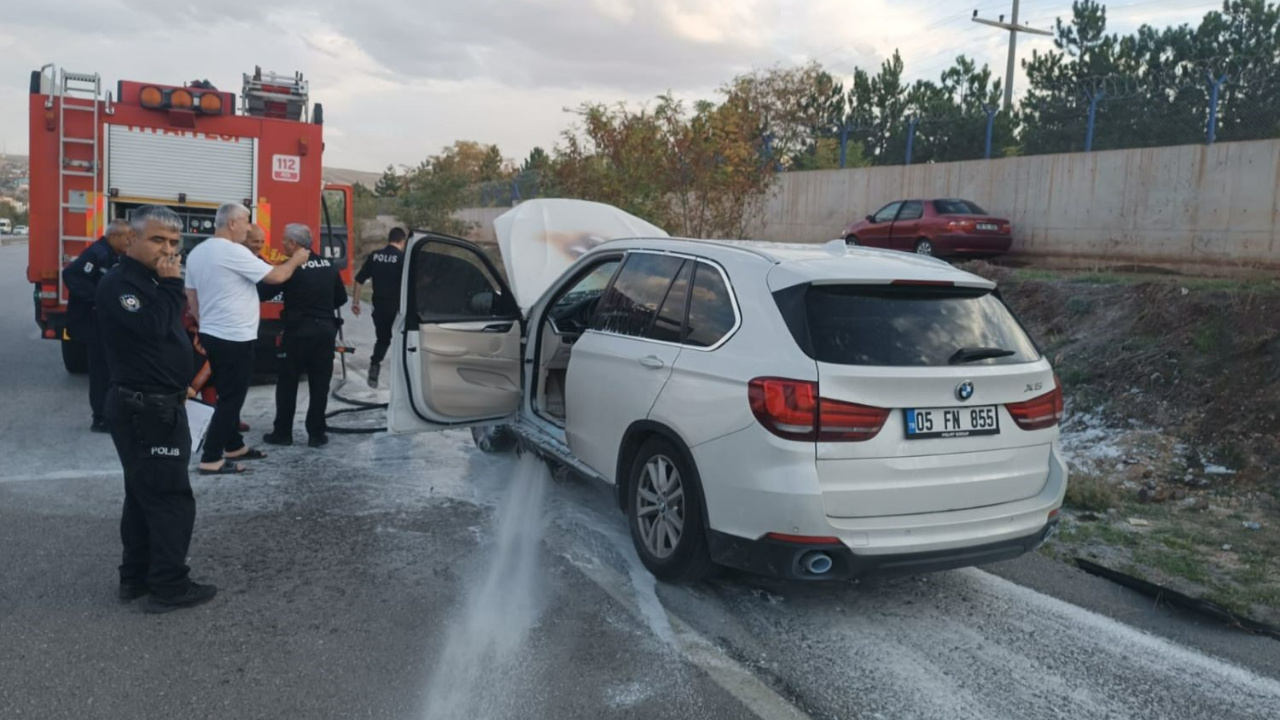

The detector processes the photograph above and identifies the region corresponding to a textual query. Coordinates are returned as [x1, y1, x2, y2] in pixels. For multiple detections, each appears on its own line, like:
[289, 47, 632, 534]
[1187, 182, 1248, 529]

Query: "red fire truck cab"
[28, 64, 355, 374]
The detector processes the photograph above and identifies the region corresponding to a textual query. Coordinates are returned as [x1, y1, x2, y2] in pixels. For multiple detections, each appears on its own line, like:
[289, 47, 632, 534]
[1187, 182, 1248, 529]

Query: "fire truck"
[27, 64, 355, 374]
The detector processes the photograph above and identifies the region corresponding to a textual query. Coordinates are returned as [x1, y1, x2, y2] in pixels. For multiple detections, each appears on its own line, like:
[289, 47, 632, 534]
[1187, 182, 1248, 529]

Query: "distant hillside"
[322, 167, 380, 189]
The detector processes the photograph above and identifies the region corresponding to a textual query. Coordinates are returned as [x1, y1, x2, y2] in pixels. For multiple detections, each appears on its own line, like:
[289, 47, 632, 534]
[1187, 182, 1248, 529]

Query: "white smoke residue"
[422, 455, 551, 720]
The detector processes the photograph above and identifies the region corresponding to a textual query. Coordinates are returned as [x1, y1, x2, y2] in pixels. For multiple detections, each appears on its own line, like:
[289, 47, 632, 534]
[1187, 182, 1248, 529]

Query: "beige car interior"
[533, 259, 621, 426]
[412, 245, 522, 422]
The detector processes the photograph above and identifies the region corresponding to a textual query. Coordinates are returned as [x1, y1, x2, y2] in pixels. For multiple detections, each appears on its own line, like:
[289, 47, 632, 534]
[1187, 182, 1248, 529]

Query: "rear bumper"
[934, 233, 1012, 256]
[691, 424, 1068, 579]
[708, 520, 1058, 581]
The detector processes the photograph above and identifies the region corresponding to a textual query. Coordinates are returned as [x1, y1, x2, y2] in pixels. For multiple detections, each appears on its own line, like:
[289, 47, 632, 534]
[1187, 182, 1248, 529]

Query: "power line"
[973, 1, 1055, 109]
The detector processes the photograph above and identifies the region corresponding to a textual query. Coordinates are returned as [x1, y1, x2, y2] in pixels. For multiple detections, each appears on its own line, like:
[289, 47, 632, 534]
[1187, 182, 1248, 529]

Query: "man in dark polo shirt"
[261, 223, 348, 448]
[98, 205, 217, 614]
[351, 227, 406, 388]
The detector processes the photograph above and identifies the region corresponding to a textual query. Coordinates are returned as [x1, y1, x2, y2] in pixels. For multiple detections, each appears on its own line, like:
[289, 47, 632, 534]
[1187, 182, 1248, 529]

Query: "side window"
[590, 253, 685, 338]
[873, 202, 903, 224]
[684, 262, 736, 348]
[647, 260, 692, 343]
[320, 188, 349, 269]
[414, 240, 514, 323]
[897, 201, 924, 221]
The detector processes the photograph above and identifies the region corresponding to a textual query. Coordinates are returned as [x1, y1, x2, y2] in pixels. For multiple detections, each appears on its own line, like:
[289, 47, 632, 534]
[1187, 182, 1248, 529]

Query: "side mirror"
[866, 215, 875, 223]
[469, 291, 494, 315]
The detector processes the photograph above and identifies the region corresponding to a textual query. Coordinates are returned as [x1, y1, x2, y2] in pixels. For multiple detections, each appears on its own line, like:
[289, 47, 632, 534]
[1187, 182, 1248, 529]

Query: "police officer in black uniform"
[97, 205, 217, 613]
[63, 219, 133, 432]
[262, 223, 348, 448]
[351, 227, 406, 388]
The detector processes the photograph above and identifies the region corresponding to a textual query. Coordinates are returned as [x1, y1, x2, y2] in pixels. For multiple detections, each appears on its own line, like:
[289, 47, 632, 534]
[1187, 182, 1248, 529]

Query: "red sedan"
[842, 198, 1012, 258]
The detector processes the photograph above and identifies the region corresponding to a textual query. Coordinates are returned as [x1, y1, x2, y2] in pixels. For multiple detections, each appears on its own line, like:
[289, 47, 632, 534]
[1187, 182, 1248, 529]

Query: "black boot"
[368, 362, 381, 389]
[117, 582, 150, 601]
[262, 431, 293, 446]
[144, 582, 218, 614]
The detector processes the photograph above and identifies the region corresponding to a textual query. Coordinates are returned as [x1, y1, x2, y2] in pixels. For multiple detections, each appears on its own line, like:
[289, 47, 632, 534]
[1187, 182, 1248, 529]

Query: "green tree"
[479, 145, 505, 182]
[396, 153, 473, 236]
[552, 92, 775, 238]
[520, 146, 552, 175]
[374, 164, 401, 197]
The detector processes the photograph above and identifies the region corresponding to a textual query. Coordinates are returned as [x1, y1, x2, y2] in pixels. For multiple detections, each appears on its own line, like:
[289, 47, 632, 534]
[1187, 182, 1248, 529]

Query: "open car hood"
[494, 199, 668, 310]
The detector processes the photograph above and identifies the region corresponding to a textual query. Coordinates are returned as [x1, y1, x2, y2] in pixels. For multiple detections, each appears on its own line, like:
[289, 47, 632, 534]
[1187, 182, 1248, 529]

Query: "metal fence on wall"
[813, 69, 1280, 168]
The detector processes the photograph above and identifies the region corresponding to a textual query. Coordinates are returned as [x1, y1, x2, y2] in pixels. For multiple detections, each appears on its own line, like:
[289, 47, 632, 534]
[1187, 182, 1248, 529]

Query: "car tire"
[845, 234, 858, 246]
[626, 436, 714, 582]
[471, 424, 518, 453]
[61, 338, 88, 375]
[915, 238, 935, 256]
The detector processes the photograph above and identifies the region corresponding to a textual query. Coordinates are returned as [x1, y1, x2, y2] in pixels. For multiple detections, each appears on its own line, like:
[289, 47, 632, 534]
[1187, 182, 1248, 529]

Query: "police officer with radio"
[64, 219, 133, 432]
[97, 205, 216, 613]
[351, 227, 406, 388]
[262, 223, 347, 448]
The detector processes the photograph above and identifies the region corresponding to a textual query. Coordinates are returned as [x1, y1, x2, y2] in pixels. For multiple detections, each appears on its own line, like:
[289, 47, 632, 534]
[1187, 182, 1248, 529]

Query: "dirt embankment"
[963, 262, 1280, 624]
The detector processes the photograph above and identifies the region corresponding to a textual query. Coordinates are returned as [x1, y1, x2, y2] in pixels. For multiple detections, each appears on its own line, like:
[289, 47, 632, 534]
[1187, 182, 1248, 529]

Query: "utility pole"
[973, 2, 1053, 111]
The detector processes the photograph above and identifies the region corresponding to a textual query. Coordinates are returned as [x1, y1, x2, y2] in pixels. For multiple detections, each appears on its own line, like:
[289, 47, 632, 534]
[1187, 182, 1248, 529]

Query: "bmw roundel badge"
[956, 381, 975, 402]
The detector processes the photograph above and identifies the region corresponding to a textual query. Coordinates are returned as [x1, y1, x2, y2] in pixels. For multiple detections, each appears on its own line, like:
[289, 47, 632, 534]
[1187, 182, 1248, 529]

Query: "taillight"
[818, 396, 890, 441]
[1006, 376, 1064, 431]
[1001, 223, 1012, 234]
[749, 378, 889, 442]
[748, 378, 816, 441]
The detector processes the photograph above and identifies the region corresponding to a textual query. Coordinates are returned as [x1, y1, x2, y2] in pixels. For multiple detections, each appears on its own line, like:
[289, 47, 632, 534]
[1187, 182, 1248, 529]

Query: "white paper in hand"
[186, 399, 215, 457]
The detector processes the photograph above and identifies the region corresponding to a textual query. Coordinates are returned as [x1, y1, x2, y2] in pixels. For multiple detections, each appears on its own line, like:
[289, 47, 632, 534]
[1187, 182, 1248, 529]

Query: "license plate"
[977, 222, 999, 231]
[905, 406, 1000, 439]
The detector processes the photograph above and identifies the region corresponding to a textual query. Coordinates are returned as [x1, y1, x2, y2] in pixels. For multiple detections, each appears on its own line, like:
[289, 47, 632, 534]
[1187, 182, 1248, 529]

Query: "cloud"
[0, 0, 1225, 170]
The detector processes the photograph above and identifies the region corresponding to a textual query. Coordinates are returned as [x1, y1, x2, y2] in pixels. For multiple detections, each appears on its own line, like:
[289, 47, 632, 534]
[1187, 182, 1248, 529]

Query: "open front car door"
[388, 233, 523, 433]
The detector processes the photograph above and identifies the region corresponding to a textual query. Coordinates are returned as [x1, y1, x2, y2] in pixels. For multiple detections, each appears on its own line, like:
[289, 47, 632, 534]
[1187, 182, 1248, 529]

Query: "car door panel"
[565, 333, 681, 483]
[388, 233, 523, 434]
[564, 252, 689, 483]
[860, 202, 902, 248]
[890, 200, 925, 251]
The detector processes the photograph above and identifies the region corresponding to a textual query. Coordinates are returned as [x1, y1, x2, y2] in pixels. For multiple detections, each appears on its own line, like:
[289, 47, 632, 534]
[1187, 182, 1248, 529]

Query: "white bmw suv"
[389, 200, 1067, 582]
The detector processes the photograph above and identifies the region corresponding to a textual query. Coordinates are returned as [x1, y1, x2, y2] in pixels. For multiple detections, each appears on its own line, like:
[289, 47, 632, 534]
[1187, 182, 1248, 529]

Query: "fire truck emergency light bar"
[138, 85, 223, 115]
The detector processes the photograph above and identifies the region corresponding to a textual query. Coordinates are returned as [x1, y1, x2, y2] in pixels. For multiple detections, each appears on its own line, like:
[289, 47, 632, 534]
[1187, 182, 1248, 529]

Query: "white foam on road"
[969, 568, 1280, 701]
[420, 454, 551, 720]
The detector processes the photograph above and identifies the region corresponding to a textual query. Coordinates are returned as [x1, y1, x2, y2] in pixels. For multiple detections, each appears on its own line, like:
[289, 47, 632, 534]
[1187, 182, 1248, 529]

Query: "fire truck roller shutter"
[107, 126, 254, 205]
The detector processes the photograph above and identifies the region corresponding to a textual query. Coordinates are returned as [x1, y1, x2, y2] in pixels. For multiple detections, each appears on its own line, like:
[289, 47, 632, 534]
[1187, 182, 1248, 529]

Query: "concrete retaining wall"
[749, 139, 1280, 270]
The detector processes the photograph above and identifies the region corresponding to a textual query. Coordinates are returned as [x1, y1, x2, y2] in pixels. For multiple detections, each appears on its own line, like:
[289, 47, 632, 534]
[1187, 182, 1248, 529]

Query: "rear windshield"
[777, 284, 1040, 367]
[934, 199, 987, 215]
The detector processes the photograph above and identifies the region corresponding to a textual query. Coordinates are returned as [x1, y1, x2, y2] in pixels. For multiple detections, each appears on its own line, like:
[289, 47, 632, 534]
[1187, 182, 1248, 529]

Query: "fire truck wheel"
[61, 338, 89, 375]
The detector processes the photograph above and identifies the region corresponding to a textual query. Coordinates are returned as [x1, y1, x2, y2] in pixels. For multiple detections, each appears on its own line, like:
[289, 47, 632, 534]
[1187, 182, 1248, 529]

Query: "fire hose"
[324, 317, 388, 435]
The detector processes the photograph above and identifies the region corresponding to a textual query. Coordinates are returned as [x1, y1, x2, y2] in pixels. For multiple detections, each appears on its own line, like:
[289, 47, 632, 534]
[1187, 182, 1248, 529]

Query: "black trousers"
[370, 306, 396, 365]
[199, 333, 254, 464]
[273, 321, 337, 438]
[106, 387, 194, 597]
[74, 316, 111, 424]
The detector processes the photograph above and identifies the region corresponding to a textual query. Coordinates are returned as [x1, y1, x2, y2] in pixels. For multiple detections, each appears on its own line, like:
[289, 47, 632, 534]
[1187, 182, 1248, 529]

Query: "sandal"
[225, 447, 267, 461]
[198, 463, 248, 476]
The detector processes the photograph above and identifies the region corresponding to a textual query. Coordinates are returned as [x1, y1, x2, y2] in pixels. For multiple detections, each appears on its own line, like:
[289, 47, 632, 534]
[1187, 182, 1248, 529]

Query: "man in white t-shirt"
[185, 202, 310, 475]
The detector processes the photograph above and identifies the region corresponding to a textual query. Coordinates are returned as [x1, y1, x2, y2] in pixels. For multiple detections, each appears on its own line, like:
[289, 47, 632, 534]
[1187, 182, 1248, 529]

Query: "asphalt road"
[1, 242, 1278, 720]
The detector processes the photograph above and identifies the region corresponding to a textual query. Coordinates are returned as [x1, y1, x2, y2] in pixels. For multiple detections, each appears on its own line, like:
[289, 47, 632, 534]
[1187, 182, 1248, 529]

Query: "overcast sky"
[0, 0, 1223, 172]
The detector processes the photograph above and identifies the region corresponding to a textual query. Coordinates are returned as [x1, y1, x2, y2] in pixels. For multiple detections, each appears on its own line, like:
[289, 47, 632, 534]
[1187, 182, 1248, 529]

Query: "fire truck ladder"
[56, 69, 102, 297]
